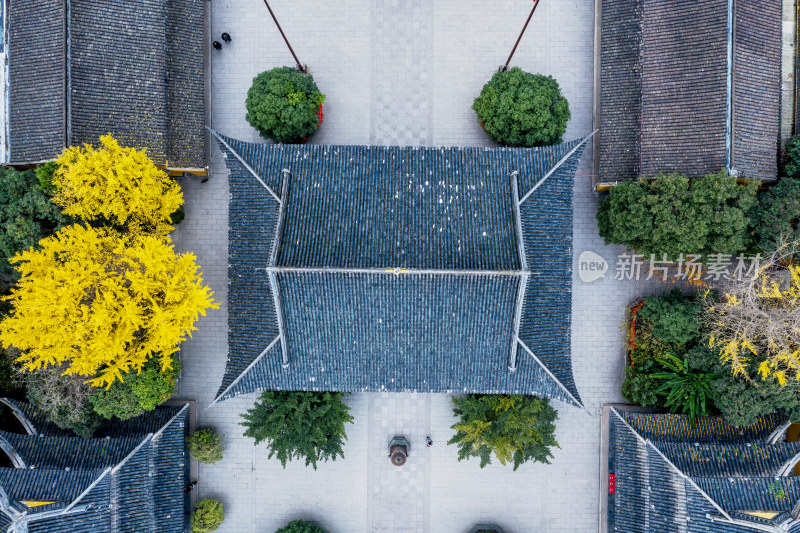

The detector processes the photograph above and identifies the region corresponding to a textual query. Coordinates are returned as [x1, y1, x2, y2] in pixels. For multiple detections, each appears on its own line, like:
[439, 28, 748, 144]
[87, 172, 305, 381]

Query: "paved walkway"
[172, 1, 666, 531]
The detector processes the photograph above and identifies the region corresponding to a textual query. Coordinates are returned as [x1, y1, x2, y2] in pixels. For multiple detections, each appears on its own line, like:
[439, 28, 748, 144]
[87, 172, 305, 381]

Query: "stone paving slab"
[171, 1, 669, 531]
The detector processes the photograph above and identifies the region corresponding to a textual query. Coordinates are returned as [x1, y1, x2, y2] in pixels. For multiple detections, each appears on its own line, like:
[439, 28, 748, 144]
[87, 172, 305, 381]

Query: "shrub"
[652, 353, 716, 423]
[0, 224, 218, 387]
[89, 354, 180, 420]
[712, 372, 800, 427]
[52, 135, 183, 235]
[187, 427, 225, 465]
[21, 365, 101, 438]
[0, 167, 69, 287]
[34, 162, 59, 195]
[621, 359, 662, 407]
[191, 499, 224, 533]
[473, 67, 570, 147]
[448, 394, 559, 470]
[597, 171, 758, 262]
[751, 178, 800, 252]
[637, 290, 701, 348]
[275, 520, 325, 533]
[240, 391, 353, 469]
[784, 135, 800, 178]
[245, 67, 325, 144]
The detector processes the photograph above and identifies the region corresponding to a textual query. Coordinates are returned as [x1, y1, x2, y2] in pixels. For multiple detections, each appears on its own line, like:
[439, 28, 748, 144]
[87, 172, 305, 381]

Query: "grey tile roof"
[731, 0, 781, 182]
[5, 0, 205, 168]
[213, 133, 591, 408]
[597, 0, 641, 183]
[7, 0, 66, 164]
[608, 408, 800, 533]
[0, 402, 188, 533]
[599, 0, 781, 183]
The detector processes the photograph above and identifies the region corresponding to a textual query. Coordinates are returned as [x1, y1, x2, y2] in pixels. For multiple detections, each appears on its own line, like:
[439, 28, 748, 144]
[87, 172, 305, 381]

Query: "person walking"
[426, 436, 433, 447]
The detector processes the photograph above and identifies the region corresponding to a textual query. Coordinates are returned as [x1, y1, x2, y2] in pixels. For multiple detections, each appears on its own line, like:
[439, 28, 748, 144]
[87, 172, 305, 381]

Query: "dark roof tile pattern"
[639, 0, 729, 178]
[0, 403, 187, 532]
[609, 409, 800, 533]
[731, 0, 781, 181]
[623, 411, 785, 444]
[165, 0, 206, 168]
[69, 0, 168, 163]
[0, 431, 140, 470]
[215, 135, 589, 406]
[6, 0, 205, 168]
[598, 0, 642, 183]
[518, 141, 585, 404]
[7, 0, 66, 164]
[599, 0, 782, 183]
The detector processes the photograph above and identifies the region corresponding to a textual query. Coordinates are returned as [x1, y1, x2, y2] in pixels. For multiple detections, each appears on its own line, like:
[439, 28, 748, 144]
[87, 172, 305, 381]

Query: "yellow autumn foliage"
[52, 135, 182, 234]
[0, 224, 218, 387]
[706, 249, 800, 385]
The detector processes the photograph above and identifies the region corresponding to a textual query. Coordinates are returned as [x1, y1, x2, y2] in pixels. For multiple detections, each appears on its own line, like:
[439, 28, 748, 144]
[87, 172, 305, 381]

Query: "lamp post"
[500, 0, 541, 72]
[262, 0, 306, 72]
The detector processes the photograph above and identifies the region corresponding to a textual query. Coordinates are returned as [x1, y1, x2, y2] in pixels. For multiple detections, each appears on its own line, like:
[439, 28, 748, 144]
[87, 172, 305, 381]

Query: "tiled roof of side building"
[608, 408, 800, 533]
[7, 0, 66, 164]
[69, 0, 169, 163]
[598, 0, 782, 184]
[597, 0, 642, 184]
[213, 134, 591, 407]
[0, 402, 188, 533]
[639, 0, 729, 178]
[165, 0, 206, 169]
[5, 0, 205, 168]
[731, 0, 781, 182]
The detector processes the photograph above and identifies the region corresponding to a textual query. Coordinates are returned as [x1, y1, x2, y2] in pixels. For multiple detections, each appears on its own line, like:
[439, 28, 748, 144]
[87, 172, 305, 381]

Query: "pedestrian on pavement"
[184, 481, 198, 493]
[426, 436, 433, 447]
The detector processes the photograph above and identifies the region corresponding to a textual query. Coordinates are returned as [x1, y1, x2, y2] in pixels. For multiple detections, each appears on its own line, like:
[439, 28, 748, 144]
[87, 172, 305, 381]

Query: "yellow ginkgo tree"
[0, 224, 218, 387]
[52, 134, 182, 234]
[705, 243, 800, 385]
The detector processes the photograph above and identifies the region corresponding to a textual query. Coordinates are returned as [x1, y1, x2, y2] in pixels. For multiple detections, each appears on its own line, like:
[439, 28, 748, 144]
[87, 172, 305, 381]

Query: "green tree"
[597, 171, 758, 262]
[473, 67, 570, 147]
[0, 167, 69, 287]
[245, 67, 325, 144]
[240, 391, 354, 469]
[637, 289, 702, 347]
[191, 499, 224, 533]
[275, 520, 325, 533]
[187, 427, 225, 465]
[751, 178, 800, 252]
[89, 354, 180, 420]
[447, 394, 559, 470]
[712, 372, 800, 427]
[783, 135, 800, 178]
[621, 359, 662, 407]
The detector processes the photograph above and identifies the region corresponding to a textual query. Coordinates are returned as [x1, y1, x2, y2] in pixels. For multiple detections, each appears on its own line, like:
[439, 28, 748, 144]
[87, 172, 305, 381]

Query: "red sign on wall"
[608, 473, 616, 494]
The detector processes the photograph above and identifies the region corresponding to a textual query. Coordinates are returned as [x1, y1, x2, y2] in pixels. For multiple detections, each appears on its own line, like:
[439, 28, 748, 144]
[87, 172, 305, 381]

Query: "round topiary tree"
[187, 427, 226, 465]
[275, 519, 326, 533]
[472, 67, 570, 147]
[245, 67, 326, 144]
[191, 499, 224, 533]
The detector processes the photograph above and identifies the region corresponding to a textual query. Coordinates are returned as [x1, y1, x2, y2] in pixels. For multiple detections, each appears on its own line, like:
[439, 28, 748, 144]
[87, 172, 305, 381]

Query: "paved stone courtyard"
[171, 1, 667, 531]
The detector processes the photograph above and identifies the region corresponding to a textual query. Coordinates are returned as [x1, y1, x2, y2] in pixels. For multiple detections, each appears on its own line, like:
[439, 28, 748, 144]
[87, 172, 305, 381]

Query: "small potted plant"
[245, 66, 325, 144]
[275, 519, 327, 533]
[473, 67, 570, 147]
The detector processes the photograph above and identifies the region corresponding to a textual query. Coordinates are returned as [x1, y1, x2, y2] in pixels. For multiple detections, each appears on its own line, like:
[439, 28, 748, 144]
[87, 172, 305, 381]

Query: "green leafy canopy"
[240, 391, 354, 469]
[597, 171, 758, 262]
[447, 394, 559, 471]
[275, 520, 326, 533]
[187, 427, 225, 465]
[245, 67, 325, 144]
[473, 67, 570, 147]
[191, 499, 224, 533]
